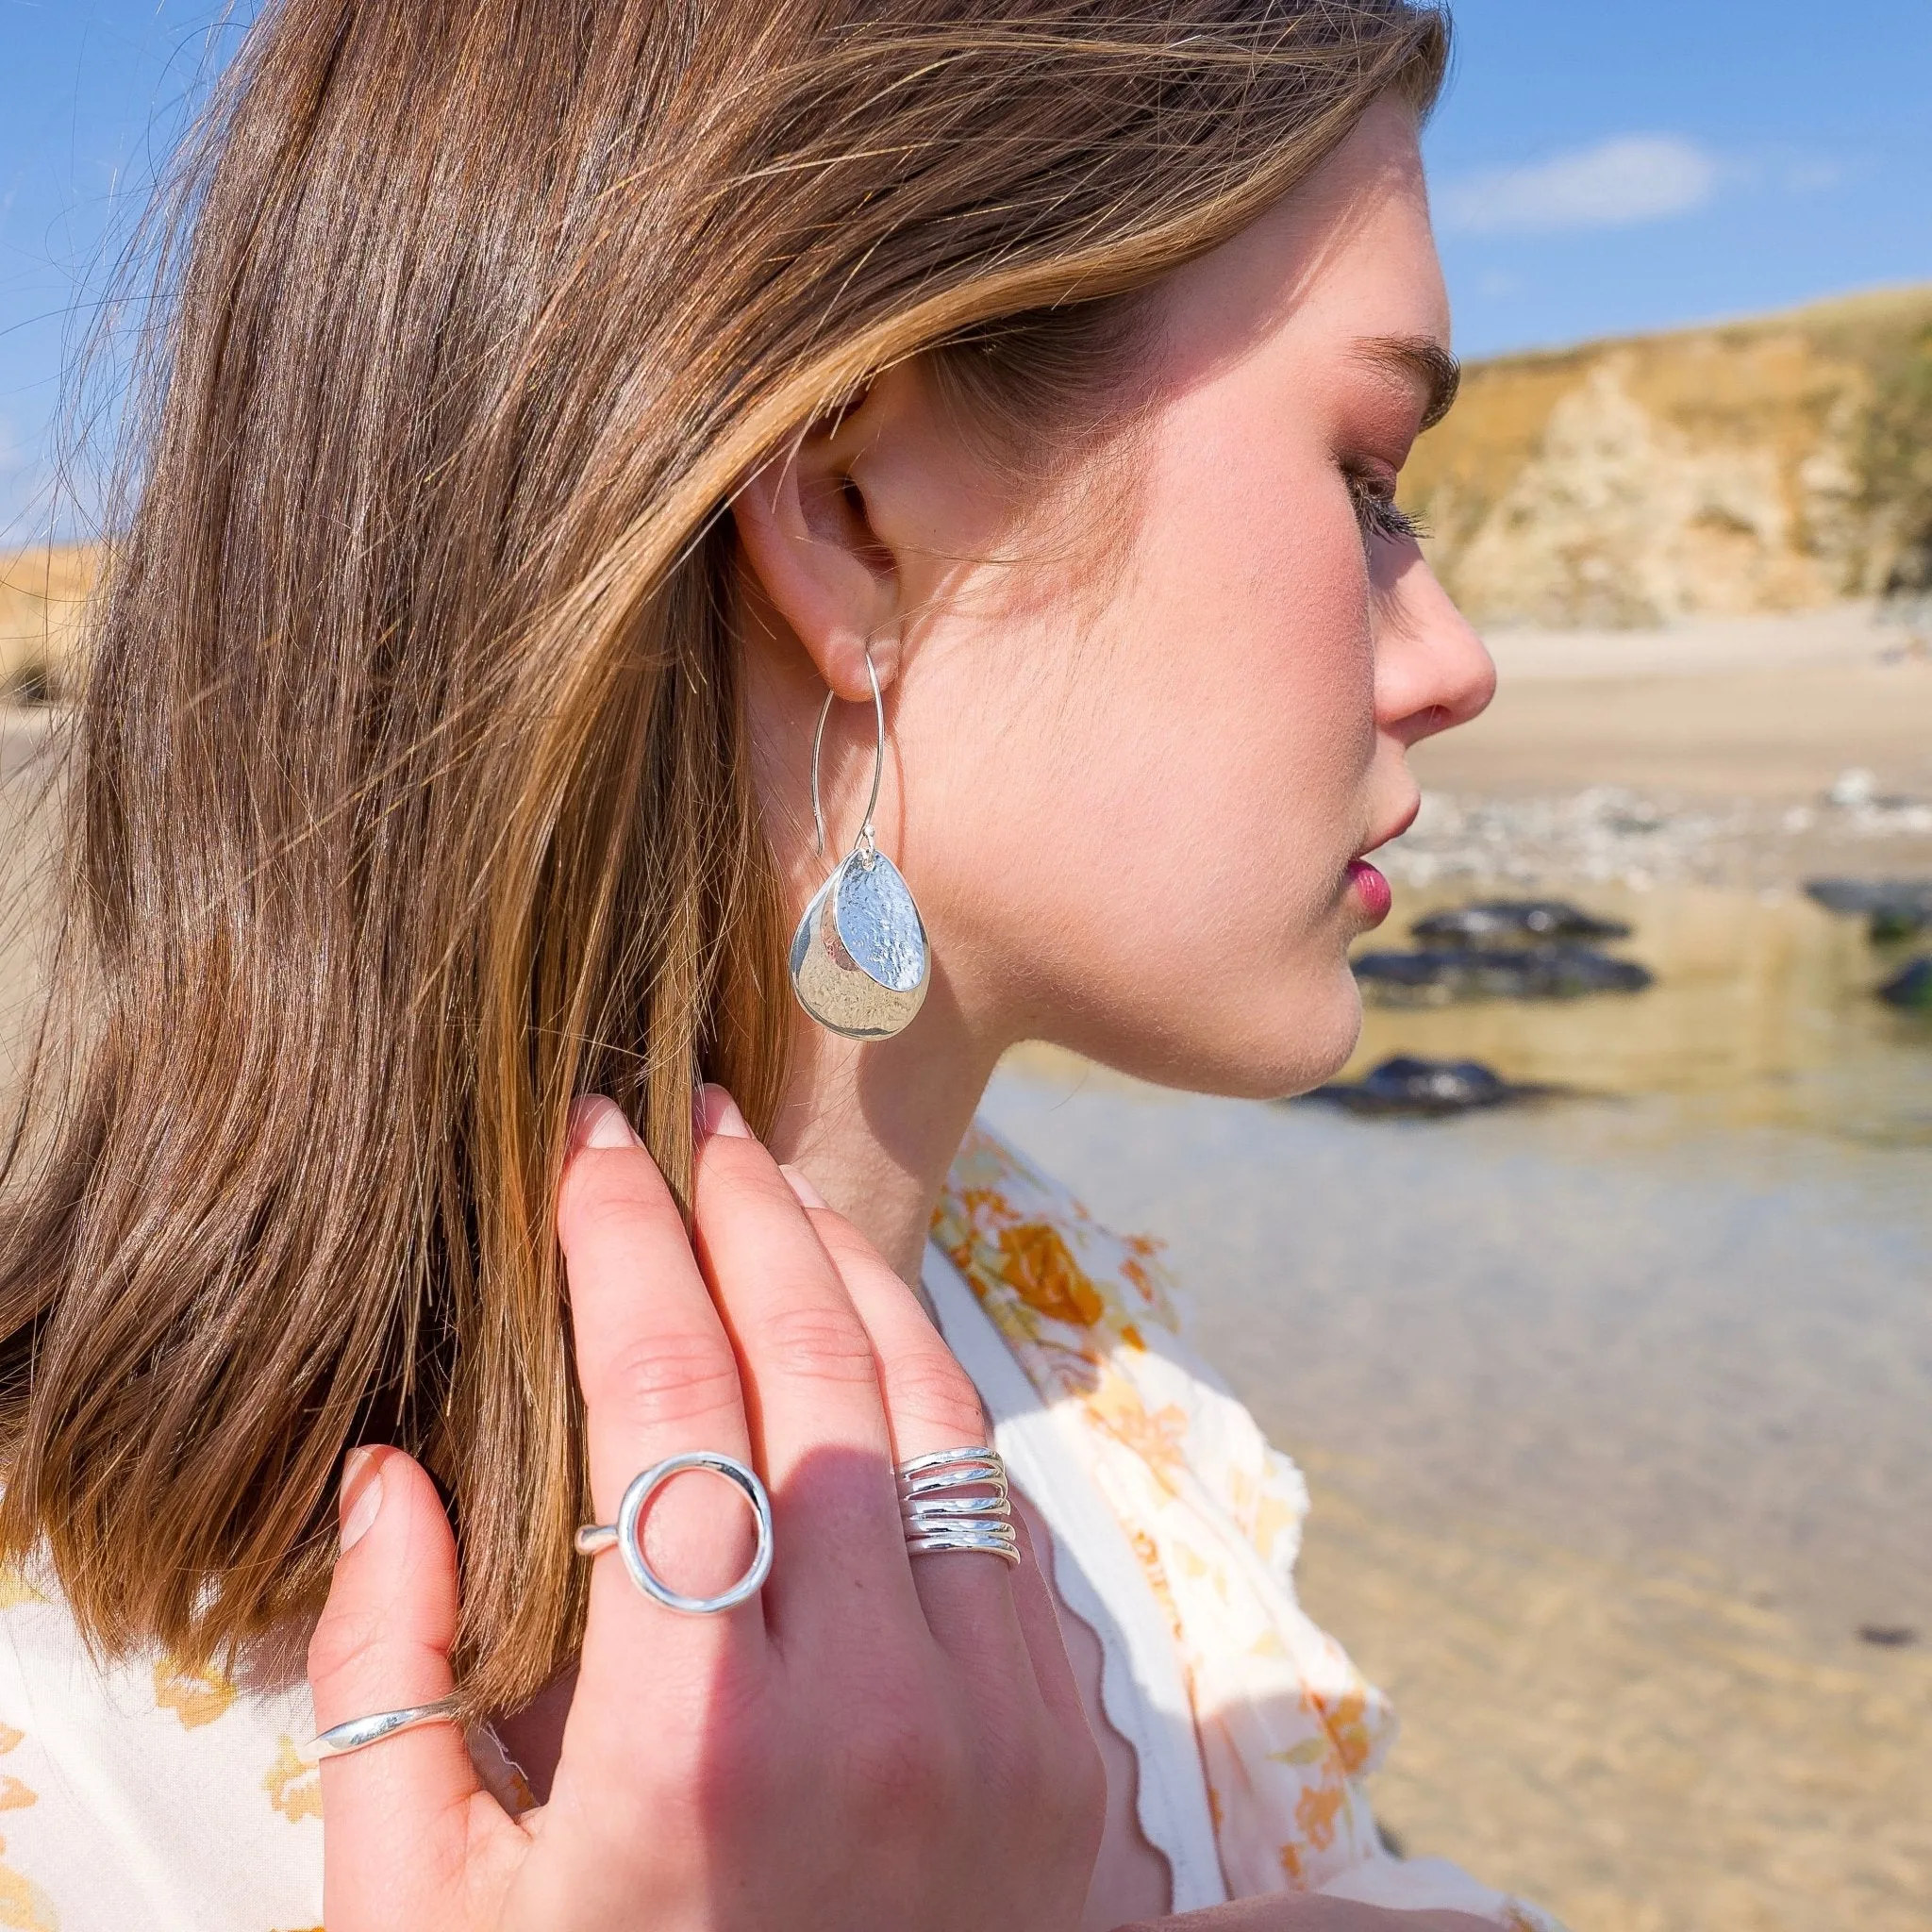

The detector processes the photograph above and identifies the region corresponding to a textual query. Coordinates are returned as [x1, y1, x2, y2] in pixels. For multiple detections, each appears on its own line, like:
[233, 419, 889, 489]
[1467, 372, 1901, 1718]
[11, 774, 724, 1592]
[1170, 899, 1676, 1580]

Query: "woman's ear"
[731, 381, 907, 702]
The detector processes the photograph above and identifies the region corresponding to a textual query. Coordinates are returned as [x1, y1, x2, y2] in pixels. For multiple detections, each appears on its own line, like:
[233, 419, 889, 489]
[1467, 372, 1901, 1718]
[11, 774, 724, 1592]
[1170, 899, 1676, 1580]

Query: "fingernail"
[698, 1084, 751, 1140]
[780, 1163, 827, 1209]
[573, 1094, 640, 1150]
[340, 1448, 383, 1553]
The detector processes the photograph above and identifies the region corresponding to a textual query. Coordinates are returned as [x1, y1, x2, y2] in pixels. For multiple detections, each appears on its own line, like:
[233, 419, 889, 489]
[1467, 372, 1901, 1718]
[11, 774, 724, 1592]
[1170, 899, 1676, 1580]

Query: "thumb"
[308, 1446, 498, 1930]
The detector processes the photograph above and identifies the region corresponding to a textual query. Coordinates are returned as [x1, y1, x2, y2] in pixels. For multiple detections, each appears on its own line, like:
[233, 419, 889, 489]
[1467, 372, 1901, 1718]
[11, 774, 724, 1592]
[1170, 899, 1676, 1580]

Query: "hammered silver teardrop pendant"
[790, 835, 931, 1041]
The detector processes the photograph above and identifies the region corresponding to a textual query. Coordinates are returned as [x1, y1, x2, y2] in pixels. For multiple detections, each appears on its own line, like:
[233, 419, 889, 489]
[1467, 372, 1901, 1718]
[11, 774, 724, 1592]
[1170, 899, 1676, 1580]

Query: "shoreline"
[1402, 603, 1932, 891]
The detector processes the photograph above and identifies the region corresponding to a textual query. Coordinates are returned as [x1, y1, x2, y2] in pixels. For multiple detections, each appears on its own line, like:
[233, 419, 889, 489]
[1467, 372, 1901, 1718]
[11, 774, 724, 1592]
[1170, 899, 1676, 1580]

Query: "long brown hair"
[0, 0, 1448, 1710]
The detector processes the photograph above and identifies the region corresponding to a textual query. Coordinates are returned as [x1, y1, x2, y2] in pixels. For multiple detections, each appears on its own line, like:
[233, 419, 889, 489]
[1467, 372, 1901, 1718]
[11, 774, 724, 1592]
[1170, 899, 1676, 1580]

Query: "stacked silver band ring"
[899, 1444, 1020, 1564]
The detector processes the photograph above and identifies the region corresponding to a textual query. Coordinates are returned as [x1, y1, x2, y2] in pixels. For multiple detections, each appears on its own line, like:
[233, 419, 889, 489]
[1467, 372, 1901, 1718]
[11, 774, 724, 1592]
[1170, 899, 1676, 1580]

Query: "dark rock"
[1877, 958, 1932, 1008]
[1411, 898, 1632, 945]
[1807, 876, 1932, 939]
[1858, 1624, 1918, 1647]
[1805, 877, 1932, 920]
[1300, 1056, 1557, 1118]
[2, 663, 52, 708]
[1355, 944, 1654, 1004]
[1869, 906, 1932, 943]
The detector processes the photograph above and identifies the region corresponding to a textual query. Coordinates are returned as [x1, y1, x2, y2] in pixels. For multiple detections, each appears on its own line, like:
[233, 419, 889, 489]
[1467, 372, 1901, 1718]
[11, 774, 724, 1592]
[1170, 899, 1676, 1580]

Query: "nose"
[1372, 549, 1494, 747]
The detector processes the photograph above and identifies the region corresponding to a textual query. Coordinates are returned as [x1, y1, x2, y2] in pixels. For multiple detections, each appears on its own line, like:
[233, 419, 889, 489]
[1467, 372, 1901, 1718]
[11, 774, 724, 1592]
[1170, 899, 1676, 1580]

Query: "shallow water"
[1350, 879, 1932, 1146]
[984, 881, 1932, 1646]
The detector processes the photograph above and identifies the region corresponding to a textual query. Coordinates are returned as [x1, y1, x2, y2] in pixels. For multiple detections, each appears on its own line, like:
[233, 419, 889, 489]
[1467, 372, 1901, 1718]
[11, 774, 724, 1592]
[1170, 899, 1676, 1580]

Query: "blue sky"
[1428, 1, 1932, 359]
[4, 1, 1931, 538]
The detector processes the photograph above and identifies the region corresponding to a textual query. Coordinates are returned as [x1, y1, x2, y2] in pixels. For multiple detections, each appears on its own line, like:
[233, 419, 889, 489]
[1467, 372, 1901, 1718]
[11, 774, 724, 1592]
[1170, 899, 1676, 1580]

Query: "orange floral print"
[0, 1722, 53, 1931]
[1312, 1682, 1376, 1779]
[0, 1866, 58, 1932]
[0, 1573, 42, 1614]
[0, 1726, 29, 1818]
[265, 1737, 324, 1824]
[154, 1657, 239, 1730]
[1088, 1385, 1191, 1490]
[1295, 1779, 1346, 1854]
[996, 1224, 1105, 1327]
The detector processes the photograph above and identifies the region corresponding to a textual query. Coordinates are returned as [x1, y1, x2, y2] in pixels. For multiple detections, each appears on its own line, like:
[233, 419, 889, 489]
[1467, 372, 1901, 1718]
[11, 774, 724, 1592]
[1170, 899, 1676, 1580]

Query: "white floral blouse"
[0, 1120, 1557, 1930]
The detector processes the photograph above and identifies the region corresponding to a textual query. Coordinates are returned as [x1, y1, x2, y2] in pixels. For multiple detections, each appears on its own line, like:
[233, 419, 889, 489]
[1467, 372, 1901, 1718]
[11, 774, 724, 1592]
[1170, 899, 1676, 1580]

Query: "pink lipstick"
[1347, 858, 1392, 924]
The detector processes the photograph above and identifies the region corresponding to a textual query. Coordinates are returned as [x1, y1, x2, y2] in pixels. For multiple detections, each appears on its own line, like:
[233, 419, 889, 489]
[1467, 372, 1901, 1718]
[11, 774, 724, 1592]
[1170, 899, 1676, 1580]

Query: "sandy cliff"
[1407, 284, 1932, 627]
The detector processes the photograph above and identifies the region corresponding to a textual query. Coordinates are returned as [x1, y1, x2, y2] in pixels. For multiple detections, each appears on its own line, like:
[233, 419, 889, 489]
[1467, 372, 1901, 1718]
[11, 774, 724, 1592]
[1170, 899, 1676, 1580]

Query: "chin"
[1224, 991, 1364, 1101]
[1080, 968, 1365, 1102]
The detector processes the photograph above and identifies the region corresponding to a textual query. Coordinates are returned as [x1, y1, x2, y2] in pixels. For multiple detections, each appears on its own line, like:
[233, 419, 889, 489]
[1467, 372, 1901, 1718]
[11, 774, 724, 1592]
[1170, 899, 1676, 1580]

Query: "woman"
[0, 1, 1550, 1925]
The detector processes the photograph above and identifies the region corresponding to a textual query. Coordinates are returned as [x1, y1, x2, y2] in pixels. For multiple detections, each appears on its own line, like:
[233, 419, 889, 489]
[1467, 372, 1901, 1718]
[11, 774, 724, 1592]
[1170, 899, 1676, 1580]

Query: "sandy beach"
[1295, 1452, 1932, 1932]
[1399, 603, 1932, 888]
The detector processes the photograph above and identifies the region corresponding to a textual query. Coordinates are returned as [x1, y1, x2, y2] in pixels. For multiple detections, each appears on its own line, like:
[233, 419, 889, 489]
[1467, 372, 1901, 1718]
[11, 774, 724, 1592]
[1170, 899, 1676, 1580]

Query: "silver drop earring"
[788, 649, 931, 1041]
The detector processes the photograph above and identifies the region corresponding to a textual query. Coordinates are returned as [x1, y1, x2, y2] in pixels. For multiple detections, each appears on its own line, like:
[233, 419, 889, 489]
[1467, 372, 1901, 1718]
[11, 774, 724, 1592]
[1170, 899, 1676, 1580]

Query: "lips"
[1346, 858, 1392, 923]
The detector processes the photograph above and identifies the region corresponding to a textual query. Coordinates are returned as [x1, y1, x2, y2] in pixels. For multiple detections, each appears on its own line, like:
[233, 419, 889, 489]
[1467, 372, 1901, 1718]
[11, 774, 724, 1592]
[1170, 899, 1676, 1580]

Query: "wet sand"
[1421, 604, 1932, 809]
[1296, 1450, 1932, 1932]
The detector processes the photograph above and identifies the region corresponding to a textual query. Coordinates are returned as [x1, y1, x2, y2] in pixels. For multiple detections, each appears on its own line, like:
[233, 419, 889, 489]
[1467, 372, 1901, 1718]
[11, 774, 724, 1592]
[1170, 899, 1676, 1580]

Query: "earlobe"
[731, 404, 905, 701]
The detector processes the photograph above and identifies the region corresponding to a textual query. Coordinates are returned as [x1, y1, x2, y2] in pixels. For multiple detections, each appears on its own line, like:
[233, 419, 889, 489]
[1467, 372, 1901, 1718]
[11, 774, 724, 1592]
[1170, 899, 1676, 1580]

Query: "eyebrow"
[1354, 334, 1461, 431]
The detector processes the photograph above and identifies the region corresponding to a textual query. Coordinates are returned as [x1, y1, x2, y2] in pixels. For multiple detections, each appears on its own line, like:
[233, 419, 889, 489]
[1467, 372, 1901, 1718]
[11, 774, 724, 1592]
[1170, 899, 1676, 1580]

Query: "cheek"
[1124, 422, 1379, 840]
[916, 432, 1378, 984]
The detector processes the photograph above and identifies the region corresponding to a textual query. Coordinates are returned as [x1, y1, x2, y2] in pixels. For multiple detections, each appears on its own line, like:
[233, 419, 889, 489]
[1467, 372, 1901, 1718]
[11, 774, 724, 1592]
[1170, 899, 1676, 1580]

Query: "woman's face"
[742, 97, 1491, 1100]
[874, 99, 1491, 1096]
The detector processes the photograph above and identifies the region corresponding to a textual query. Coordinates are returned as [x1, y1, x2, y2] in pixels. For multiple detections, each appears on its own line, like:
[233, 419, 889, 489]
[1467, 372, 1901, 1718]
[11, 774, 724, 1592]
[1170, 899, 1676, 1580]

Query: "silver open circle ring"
[575, 1451, 774, 1615]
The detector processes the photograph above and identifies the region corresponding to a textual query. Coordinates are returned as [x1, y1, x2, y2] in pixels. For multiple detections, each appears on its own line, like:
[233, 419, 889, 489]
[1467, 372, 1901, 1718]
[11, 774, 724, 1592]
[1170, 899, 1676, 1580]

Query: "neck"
[763, 991, 1000, 1285]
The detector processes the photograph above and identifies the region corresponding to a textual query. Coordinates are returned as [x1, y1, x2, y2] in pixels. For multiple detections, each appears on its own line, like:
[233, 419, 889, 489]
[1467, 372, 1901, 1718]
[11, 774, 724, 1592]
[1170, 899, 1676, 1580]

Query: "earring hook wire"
[809, 645, 886, 864]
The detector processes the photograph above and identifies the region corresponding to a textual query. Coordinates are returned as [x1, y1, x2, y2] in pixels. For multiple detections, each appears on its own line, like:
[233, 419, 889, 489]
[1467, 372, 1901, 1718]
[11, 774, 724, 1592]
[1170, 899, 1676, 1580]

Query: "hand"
[308, 1088, 1106, 1930]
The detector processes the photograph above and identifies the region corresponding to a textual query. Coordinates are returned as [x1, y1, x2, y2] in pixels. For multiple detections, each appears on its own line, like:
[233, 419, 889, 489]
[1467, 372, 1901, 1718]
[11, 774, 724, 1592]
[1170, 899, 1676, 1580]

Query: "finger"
[1005, 1492, 1090, 1732]
[558, 1097, 765, 1654]
[308, 1448, 512, 1930]
[687, 1089, 907, 1631]
[776, 1160, 1035, 1670]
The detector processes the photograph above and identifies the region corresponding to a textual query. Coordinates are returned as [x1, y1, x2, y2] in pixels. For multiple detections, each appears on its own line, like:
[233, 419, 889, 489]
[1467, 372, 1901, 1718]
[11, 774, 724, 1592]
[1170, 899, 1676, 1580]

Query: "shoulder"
[935, 1118, 1315, 1586]
[935, 1119, 1186, 1344]
[936, 1119, 1418, 1897]
[0, 1555, 325, 1929]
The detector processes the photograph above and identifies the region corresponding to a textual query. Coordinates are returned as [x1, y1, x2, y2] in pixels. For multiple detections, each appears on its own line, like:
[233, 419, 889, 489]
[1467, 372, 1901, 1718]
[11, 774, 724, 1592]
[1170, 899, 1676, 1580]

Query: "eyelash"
[1346, 471, 1428, 549]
